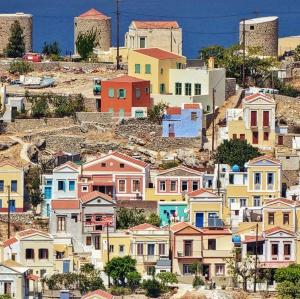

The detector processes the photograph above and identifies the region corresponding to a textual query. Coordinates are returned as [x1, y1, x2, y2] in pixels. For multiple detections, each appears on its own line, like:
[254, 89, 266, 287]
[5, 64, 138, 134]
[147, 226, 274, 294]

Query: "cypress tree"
[6, 20, 26, 58]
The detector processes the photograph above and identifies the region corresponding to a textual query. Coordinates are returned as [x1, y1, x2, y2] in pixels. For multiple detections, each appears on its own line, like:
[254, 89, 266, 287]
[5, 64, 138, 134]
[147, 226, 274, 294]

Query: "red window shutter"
[263, 111, 269, 127]
[278, 135, 283, 145]
[264, 132, 269, 141]
[251, 111, 257, 127]
[252, 132, 258, 144]
[240, 134, 245, 140]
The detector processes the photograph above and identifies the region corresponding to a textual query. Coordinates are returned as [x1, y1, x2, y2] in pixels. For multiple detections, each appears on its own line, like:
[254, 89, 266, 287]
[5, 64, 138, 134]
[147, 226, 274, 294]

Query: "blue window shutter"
[0, 199, 2, 208]
[69, 181, 75, 191]
[63, 181, 66, 192]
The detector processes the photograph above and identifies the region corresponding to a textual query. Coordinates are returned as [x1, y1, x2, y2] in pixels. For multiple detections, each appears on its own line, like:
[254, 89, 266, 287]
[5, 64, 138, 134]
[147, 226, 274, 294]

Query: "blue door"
[195, 213, 204, 228]
[9, 200, 16, 212]
[44, 187, 52, 200]
[63, 260, 70, 273]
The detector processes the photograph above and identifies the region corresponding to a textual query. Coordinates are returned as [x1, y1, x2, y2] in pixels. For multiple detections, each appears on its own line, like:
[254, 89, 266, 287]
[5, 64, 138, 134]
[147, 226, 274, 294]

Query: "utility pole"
[212, 88, 216, 152]
[7, 185, 11, 239]
[254, 223, 259, 292]
[217, 163, 220, 196]
[116, 0, 121, 70]
[106, 222, 111, 287]
[242, 18, 246, 89]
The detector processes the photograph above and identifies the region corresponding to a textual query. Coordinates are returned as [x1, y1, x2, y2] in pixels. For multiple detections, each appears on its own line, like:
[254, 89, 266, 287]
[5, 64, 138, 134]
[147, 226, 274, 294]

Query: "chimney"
[208, 57, 215, 69]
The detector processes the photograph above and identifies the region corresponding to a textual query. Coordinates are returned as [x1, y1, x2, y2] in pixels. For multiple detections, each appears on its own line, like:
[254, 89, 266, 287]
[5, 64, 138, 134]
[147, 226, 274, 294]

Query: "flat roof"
[0, 13, 32, 17]
[241, 16, 278, 25]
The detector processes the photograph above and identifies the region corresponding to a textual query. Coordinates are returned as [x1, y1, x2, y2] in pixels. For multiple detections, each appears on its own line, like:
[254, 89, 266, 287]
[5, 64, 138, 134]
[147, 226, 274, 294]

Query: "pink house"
[78, 152, 150, 201]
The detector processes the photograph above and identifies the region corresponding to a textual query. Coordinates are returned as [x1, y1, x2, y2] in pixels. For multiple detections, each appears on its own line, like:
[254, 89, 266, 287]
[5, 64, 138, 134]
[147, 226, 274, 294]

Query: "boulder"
[27, 145, 39, 162]
[129, 136, 146, 146]
[34, 138, 46, 149]
[80, 124, 89, 133]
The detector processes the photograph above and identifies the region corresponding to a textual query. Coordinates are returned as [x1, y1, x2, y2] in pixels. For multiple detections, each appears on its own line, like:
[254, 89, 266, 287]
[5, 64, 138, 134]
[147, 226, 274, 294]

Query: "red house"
[101, 75, 151, 118]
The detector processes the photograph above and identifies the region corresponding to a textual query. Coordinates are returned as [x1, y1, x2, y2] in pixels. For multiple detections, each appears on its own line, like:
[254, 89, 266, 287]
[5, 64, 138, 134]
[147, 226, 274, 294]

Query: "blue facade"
[162, 107, 203, 137]
[159, 202, 189, 227]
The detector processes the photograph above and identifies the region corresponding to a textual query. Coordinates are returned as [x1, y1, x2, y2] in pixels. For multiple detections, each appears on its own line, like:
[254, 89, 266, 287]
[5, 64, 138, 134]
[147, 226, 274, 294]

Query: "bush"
[142, 278, 162, 298]
[109, 286, 131, 296]
[9, 60, 33, 75]
[160, 161, 179, 170]
[192, 276, 204, 288]
[277, 281, 298, 299]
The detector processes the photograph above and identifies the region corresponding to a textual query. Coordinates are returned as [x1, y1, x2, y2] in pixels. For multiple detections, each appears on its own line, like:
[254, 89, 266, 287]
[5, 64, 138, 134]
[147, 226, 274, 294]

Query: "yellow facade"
[145, 188, 183, 201]
[53, 244, 74, 273]
[128, 49, 186, 94]
[0, 162, 24, 212]
[278, 36, 300, 56]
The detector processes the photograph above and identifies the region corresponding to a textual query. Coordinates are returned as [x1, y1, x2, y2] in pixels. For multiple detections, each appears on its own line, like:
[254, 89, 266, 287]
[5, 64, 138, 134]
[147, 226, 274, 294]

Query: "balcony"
[207, 218, 224, 228]
[254, 184, 261, 190]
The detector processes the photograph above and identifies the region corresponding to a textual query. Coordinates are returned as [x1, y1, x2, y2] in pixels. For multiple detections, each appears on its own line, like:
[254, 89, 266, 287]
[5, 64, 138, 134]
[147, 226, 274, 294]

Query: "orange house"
[101, 75, 151, 118]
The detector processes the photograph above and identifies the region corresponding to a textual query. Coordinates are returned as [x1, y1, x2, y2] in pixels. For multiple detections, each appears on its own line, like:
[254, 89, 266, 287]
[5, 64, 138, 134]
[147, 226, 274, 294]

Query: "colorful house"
[0, 161, 24, 212]
[158, 201, 188, 227]
[101, 75, 151, 119]
[162, 104, 203, 138]
[79, 152, 150, 201]
[227, 93, 276, 150]
[128, 48, 186, 94]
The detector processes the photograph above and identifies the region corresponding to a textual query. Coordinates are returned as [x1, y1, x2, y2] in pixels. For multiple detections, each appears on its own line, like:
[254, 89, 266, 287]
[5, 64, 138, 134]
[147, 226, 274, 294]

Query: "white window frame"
[215, 264, 225, 276]
[131, 179, 141, 193]
[267, 172, 275, 190]
[254, 172, 261, 190]
[118, 179, 126, 193]
[159, 181, 166, 192]
[253, 196, 261, 207]
[170, 180, 177, 192]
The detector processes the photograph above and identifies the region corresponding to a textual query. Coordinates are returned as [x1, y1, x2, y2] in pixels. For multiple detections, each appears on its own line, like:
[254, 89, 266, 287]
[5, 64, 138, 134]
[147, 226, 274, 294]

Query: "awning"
[92, 177, 114, 186]
[54, 244, 67, 252]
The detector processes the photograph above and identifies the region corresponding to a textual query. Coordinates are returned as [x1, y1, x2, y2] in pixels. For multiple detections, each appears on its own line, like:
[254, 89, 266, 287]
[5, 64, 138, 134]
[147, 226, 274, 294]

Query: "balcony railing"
[254, 184, 261, 190]
[207, 218, 224, 228]
[176, 251, 202, 258]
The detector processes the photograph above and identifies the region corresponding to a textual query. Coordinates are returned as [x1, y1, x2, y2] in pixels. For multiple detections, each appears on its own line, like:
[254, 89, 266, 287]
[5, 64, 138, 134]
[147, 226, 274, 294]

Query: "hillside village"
[1, 7, 300, 299]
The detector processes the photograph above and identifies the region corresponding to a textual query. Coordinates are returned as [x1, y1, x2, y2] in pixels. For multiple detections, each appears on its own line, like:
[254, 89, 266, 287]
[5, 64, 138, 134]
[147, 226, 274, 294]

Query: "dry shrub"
[179, 291, 207, 299]
[231, 290, 249, 299]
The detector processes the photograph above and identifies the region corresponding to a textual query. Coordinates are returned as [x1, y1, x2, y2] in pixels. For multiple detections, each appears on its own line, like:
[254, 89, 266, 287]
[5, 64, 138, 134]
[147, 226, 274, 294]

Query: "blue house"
[158, 202, 189, 227]
[162, 103, 203, 138]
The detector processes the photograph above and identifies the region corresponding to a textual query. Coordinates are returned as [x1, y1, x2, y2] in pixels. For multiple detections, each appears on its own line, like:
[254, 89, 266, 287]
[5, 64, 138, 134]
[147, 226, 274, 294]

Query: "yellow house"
[128, 48, 186, 94]
[0, 161, 25, 212]
[227, 93, 276, 151]
[53, 243, 74, 274]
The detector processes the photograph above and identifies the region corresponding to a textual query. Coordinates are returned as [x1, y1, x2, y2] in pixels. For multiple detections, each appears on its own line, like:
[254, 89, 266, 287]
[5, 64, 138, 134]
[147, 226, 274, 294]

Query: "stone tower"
[74, 8, 111, 55]
[0, 13, 32, 55]
[239, 16, 279, 57]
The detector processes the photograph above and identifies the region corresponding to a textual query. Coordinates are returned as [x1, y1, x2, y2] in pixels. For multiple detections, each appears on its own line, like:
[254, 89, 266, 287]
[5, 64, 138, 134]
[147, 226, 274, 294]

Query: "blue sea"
[1, 0, 300, 58]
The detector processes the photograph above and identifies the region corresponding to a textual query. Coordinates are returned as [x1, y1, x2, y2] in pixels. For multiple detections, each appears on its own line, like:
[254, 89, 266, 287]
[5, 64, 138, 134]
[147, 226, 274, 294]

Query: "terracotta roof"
[170, 222, 190, 232]
[132, 21, 179, 29]
[166, 107, 181, 115]
[112, 152, 149, 168]
[0, 161, 22, 170]
[200, 228, 232, 235]
[51, 200, 80, 210]
[82, 289, 114, 299]
[129, 223, 159, 231]
[80, 191, 114, 204]
[54, 161, 79, 171]
[264, 197, 299, 207]
[3, 237, 18, 247]
[78, 8, 110, 20]
[108, 75, 148, 83]
[243, 235, 265, 243]
[183, 103, 201, 109]
[134, 48, 183, 60]
[187, 188, 218, 197]
[158, 165, 203, 176]
[264, 226, 295, 236]
[244, 93, 274, 102]
[16, 229, 51, 239]
[248, 155, 281, 165]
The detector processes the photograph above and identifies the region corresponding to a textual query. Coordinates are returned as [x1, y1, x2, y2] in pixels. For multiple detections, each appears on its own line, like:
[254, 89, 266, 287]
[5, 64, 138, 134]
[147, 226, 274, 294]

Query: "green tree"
[42, 41, 61, 56]
[9, 60, 33, 75]
[214, 139, 262, 168]
[126, 271, 142, 292]
[294, 44, 300, 61]
[148, 102, 168, 124]
[198, 45, 225, 66]
[104, 256, 137, 287]
[275, 264, 300, 284]
[76, 28, 99, 60]
[0, 295, 12, 299]
[142, 278, 163, 298]
[116, 207, 146, 229]
[5, 20, 25, 58]
[277, 281, 299, 299]
[147, 213, 160, 227]
[156, 272, 178, 287]
[51, 94, 85, 117]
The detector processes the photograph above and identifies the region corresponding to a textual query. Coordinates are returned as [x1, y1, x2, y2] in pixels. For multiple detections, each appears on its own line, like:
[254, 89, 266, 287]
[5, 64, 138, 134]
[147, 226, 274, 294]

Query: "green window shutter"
[145, 64, 151, 74]
[108, 88, 114, 98]
[135, 64, 140, 74]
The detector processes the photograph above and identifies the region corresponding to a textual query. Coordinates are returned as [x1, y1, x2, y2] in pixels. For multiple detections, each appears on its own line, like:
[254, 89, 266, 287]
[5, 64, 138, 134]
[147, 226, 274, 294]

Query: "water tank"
[232, 235, 241, 244]
[231, 164, 240, 172]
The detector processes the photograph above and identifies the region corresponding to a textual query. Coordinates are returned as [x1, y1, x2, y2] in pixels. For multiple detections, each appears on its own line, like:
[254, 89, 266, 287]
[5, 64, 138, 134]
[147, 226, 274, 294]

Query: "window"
[145, 87, 150, 94]
[191, 112, 198, 120]
[118, 180, 126, 192]
[278, 135, 284, 145]
[4, 282, 11, 295]
[132, 180, 141, 192]
[175, 83, 182, 95]
[183, 264, 193, 275]
[119, 245, 125, 254]
[176, 62, 182, 69]
[252, 131, 259, 144]
[184, 240, 193, 256]
[283, 213, 290, 225]
[194, 83, 201, 95]
[160, 68, 164, 75]
[69, 181, 75, 191]
[137, 243, 143, 255]
[185, 83, 192, 96]
[108, 88, 114, 98]
[271, 243, 278, 256]
[254, 173, 261, 188]
[82, 185, 88, 192]
[229, 174, 234, 184]
[263, 111, 270, 127]
[94, 236, 100, 250]
[58, 180, 65, 191]
[0, 180, 4, 192]
[145, 64, 151, 74]
[101, 163, 106, 167]
[159, 243, 166, 255]
[250, 25, 255, 30]
[26, 248, 34, 259]
[139, 37, 146, 48]
[135, 88, 141, 98]
[170, 180, 177, 192]
[267, 173, 274, 189]
[181, 181, 188, 192]
[118, 89, 126, 99]
[11, 253, 16, 261]
[160, 84, 165, 94]
[57, 216, 66, 232]
[147, 266, 155, 276]
[135, 64, 141, 74]
[86, 236, 92, 246]
[268, 212, 274, 225]
[147, 244, 155, 256]
[39, 249, 49, 259]
[11, 180, 17, 192]
[215, 264, 225, 276]
[208, 239, 216, 250]
[235, 210, 239, 216]
[120, 163, 125, 168]
[251, 111, 257, 126]
[85, 215, 92, 224]
[253, 196, 261, 207]
[240, 198, 247, 207]
[284, 243, 291, 256]
[109, 245, 114, 253]
[159, 181, 166, 192]
[240, 134, 245, 140]
[71, 214, 78, 222]
[264, 132, 269, 141]
[192, 181, 199, 191]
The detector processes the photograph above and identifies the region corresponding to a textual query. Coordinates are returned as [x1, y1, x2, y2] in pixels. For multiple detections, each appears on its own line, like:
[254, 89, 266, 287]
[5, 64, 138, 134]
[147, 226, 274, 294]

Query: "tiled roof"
[80, 191, 114, 204]
[264, 197, 299, 207]
[200, 228, 232, 235]
[187, 188, 218, 197]
[17, 229, 52, 239]
[248, 155, 281, 165]
[244, 93, 274, 102]
[166, 107, 181, 115]
[170, 222, 190, 232]
[78, 8, 110, 20]
[129, 223, 159, 231]
[158, 165, 203, 176]
[54, 161, 79, 171]
[82, 289, 114, 299]
[133, 21, 179, 29]
[0, 161, 22, 169]
[264, 226, 295, 236]
[134, 48, 183, 60]
[243, 235, 265, 243]
[51, 200, 80, 210]
[109, 75, 148, 83]
[183, 103, 201, 109]
[112, 152, 149, 168]
[3, 237, 18, 247]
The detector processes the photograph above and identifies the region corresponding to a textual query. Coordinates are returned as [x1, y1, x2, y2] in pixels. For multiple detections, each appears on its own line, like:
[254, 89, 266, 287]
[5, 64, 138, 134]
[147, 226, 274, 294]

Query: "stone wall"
[76, 112, 114, 125]
[225, 78, 236, 99]
[0, 13, 32, 54]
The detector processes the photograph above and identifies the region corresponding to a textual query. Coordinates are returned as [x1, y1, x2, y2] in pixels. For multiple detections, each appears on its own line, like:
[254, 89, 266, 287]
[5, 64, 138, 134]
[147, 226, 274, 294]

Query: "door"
[195, 212, 204, 228]
[4, 282, 11, 295]
[168, 123, 175, 137]
[202, 264, 210, 281]
[9, 200, 16, 212]
[44, 186, 52, 199]
[63, 260, 70, 273]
